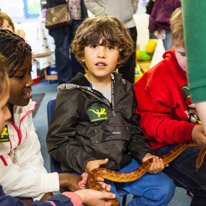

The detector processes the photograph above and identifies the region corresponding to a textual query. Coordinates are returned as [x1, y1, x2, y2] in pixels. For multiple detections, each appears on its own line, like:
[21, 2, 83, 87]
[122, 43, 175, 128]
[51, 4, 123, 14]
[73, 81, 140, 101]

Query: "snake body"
[88, 143, 202, 206]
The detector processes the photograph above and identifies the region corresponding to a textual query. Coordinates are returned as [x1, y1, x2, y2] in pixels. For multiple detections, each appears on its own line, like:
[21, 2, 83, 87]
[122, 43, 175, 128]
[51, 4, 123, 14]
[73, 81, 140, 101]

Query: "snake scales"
[88, 143, 206, 206]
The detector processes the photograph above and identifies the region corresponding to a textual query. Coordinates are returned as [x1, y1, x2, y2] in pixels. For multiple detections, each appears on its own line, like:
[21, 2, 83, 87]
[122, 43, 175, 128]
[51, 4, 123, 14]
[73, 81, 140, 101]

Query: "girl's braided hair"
[0, 29, 32, 77]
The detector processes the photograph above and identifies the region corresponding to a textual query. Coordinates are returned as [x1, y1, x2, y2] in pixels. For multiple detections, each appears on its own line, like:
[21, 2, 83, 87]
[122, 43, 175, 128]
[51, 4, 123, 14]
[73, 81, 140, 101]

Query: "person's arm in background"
[132, 0, 139, 14]
[84, 0, 105, 16]
[182, 0, 206, 134]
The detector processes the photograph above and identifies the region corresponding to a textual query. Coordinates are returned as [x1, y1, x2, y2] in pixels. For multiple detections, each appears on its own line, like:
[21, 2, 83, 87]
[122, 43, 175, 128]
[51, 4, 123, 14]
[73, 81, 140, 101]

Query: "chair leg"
[186, 190, 193, 198]
[122, 195, 127, 206]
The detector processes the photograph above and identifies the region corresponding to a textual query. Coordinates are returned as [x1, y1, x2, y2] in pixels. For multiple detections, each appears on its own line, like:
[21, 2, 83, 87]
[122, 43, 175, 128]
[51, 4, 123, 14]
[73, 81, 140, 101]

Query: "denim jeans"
[155, 145, 206, 206]
[162, 30, 173, 51]
[49, 20, 85, 84]
[104, 158, 175, 206]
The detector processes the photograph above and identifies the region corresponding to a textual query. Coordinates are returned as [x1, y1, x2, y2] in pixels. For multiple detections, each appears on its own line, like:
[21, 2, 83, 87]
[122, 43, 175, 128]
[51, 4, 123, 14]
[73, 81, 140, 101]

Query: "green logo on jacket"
[88, 106, 108, 122]
[0, 125, 9, 142]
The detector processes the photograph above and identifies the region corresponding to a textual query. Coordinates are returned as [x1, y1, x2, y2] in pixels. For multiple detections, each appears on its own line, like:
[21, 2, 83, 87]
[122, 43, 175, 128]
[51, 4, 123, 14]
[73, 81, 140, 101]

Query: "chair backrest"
[47, 99, 61, 173]
[47, 99, 56, 124]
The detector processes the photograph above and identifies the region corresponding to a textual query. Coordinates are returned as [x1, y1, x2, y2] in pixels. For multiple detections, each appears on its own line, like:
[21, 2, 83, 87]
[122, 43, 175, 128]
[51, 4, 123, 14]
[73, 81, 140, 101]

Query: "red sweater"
[134, 48, 196, 150]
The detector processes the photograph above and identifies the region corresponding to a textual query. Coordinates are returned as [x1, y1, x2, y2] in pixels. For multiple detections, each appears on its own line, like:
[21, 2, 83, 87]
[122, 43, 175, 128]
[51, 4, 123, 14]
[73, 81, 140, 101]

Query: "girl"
[0, 12, 26, 40]
[0, 29, 115, 206]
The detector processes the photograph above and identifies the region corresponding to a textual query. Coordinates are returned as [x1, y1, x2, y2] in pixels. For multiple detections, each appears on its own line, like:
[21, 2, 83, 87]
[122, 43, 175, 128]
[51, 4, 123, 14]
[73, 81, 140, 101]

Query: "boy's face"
[9, 55, 33, 107]
[175, 46, 187, 72]
[0, 19, 13, 33]
[82, 40, 120, 81]
[0, 79, 11, 132]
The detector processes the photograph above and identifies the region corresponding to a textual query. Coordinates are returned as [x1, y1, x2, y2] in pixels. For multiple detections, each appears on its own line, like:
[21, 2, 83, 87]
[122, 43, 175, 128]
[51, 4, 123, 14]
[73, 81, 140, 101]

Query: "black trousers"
[118, 27, 137, 84]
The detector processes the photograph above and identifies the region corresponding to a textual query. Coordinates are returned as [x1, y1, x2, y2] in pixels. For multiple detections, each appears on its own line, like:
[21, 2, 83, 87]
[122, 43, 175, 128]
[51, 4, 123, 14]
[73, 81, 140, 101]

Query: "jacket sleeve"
[127, 93, 154, 164]
[182, 0, 206, 102]
[0, 186, 81, 206]
[0, 113, 59, 198]
[134, 70, 195, 146]
[47, 91, 95, 174]
[132, 0, 139, 14]
[84, 0, 105, 16]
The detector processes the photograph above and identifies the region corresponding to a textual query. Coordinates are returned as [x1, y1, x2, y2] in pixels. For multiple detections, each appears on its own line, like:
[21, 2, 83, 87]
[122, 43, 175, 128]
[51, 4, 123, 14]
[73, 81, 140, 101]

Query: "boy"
[47, 16, 175, 206]
[135, 8, 206, 206]
[0, 53, 115, 206]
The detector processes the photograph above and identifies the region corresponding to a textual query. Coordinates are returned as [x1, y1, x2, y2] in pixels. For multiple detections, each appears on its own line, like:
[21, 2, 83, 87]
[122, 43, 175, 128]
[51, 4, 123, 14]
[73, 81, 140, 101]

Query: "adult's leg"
[69, 20, 85, 78]
[118, 27, 137, 84]
[49, 27, 72, 84]
[162, 30, 173, 51]
[115, 159, 175, 206]
[155, 145, 206, 206]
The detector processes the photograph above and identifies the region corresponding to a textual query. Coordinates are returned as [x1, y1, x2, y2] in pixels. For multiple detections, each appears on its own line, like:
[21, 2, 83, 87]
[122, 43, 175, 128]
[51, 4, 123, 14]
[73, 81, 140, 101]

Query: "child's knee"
[155, 176, 176, 203]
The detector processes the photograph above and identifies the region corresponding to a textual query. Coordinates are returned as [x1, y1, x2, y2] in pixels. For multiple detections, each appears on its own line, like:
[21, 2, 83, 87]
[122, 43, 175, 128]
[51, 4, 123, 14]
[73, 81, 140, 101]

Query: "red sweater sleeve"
[134, 58, 195, 150]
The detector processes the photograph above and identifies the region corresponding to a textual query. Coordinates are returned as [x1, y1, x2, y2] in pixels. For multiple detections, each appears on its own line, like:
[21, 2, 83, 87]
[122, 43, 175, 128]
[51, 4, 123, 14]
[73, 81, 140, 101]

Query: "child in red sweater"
[135, 7, 206, 206]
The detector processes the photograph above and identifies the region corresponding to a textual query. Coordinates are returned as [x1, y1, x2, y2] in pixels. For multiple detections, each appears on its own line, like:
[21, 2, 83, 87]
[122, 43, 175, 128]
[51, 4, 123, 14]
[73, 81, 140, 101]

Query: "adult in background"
[182, 0, 206, 135]
[46, 0, 88, 84]
[84, 0, 138, 84]
[148, 0, 181, 51]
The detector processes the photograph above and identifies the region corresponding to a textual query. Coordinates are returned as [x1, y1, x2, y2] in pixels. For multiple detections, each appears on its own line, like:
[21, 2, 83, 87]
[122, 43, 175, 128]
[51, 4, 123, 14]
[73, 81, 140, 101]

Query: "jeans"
[105, 158, 175, 206]
[118, 27, 137, 84]
[49, 20, 85, 84]
[155, 145, 206, 206]
[162, 30, 173, 51]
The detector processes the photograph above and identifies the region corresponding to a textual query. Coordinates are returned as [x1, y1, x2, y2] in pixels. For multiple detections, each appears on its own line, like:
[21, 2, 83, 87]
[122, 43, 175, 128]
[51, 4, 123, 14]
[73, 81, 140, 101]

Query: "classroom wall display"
[23, 0, 41, 18]
[0, 0, 25, 18]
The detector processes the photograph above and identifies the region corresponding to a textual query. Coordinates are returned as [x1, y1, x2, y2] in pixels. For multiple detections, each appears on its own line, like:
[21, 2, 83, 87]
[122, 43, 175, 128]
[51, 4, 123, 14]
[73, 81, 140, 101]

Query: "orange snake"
[87, 144, 206, 206]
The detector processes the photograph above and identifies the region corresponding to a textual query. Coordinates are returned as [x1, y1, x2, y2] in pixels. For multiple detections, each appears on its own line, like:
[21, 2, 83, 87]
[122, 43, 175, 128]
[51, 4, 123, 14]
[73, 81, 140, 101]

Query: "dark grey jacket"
[46, 72, 153, 174]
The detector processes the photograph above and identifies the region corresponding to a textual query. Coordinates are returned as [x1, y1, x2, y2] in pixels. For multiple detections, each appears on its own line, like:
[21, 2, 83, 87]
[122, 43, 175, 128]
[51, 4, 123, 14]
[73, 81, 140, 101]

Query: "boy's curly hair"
[0, 29, 32, 77]
[0, 54, 9, 99]
[170, 7, 184, 47]
[71, 15, 134, 68]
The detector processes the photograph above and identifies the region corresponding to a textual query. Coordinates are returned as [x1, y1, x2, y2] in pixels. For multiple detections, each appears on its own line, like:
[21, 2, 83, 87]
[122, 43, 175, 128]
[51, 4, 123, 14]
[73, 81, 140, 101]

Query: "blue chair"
[47, 99, 129, 205]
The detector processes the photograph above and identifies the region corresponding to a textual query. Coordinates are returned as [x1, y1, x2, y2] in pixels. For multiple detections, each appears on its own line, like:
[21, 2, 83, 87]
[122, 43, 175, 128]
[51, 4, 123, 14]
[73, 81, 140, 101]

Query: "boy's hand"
[86, 158, 108, 173]
[142, 153, 166, 174]
[96, 177, 111, 191]
[74, 189, 116, 206]
[192, 125, 206, 146]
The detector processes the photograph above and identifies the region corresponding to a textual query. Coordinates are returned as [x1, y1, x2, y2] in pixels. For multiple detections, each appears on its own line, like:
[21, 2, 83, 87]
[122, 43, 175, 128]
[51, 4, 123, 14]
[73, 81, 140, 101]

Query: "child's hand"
[96, 177, 111, 191]
[86, 158, 108, 173]
[59, 173, 82, 191]
[142, 153, 166, 174]
[192, 125, 206, 146]
[74, 189, 116, 206]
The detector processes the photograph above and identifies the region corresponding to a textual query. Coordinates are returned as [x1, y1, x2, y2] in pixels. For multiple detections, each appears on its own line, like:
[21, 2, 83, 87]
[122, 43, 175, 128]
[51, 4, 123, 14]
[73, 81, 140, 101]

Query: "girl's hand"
[59, 173, 81, 191]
